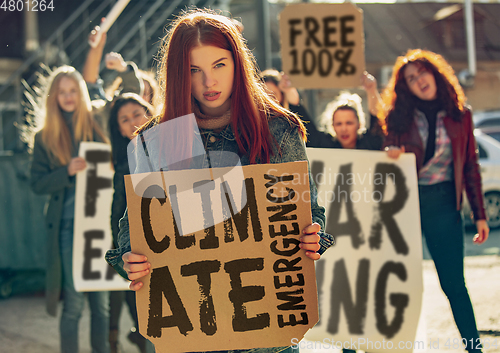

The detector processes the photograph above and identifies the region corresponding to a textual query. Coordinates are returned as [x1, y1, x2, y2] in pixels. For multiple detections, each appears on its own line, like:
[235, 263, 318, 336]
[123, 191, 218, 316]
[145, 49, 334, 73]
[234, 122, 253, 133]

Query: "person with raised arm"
[83, 23, 146, 133]
[317, 72, 384, 152]
[260, 69, 332, 148]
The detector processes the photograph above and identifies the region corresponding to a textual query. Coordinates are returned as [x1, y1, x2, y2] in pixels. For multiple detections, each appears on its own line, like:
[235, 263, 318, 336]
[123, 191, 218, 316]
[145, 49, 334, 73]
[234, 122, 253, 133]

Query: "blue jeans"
[419, 182, 482, 352]
[109, 290, 138, 330]
[60, 219, 110, 353]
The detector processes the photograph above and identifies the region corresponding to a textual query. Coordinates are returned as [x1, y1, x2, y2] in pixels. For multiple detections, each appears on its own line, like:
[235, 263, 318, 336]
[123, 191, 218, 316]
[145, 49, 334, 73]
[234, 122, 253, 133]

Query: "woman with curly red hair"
[382, 49, 488, 353]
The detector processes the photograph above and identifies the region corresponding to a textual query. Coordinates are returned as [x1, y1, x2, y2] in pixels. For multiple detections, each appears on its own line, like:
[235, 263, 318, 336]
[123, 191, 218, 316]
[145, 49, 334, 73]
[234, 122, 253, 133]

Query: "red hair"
[152, 9, 305, 164]
[380, 49, 466, 134]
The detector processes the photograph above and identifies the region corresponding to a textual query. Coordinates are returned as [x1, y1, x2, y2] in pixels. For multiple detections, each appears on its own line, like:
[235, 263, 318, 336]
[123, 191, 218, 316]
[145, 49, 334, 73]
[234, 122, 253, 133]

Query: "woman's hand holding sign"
[385, 145, 405, 159]
[122, 252, 150, 291]
[300, 223, 322, 260]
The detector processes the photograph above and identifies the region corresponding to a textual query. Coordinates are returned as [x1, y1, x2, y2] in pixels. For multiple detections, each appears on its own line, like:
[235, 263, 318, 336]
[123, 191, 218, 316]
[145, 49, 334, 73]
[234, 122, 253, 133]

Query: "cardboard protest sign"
[304, 149, 423, 352]
[124, 161, 318, 352]
[279, 3, 365, 89]
[73, 142, 130, 291]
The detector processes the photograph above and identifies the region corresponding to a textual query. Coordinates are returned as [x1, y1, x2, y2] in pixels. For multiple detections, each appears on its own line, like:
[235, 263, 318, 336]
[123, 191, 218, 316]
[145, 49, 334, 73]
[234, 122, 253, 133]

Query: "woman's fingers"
[387, 150, 400, 159]
[129, 280, 144, 291]
[473, 220, 489, 244]
[122, 252, 147, 263]
[300, 223, 322, 260]
[122, 252, 150, 281]
[300, 234, 320, 247]
[122, 251, 148, 262]
[302, 222, 321, 235]
[126, 266, 150, 281]
[305, 251, 321, 260]
[68, 157, 87, 176]
[75, 159, 87, 171]
[361, 71, 376, 91]
[124, 261, 150, 274]
[385, 145, 405, 159]
[300, 242, 320, 252]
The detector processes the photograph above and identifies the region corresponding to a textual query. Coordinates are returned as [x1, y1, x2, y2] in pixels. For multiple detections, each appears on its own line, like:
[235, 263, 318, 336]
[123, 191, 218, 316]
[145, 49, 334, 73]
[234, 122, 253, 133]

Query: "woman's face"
[190, 45, 235, 116]
[332, 109, 360, 149]
[117, 102, 149, 140]
[57, 76, 79, 113]
[264, 81, 283, 106]
[403, 63, 438, 101]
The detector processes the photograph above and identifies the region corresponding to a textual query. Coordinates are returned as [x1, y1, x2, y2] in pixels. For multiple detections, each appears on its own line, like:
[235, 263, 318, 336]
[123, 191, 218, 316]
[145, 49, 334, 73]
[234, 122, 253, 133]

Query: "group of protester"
[27, 7, 489, 353]
[28, 22, 158, 353]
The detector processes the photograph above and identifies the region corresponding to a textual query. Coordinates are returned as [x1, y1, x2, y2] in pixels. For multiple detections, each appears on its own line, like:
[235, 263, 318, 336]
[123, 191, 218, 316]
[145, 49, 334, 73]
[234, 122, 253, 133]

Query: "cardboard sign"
[73, 142, 130, 292]
[279, 3, 365, 89]
[304, 148, 423, 352]
[124, 161, 318, 353]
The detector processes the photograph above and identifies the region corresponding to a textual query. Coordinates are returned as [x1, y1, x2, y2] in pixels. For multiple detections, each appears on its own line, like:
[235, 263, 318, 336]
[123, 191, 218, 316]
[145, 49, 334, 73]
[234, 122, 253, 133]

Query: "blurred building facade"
[231, 0, 500, 122]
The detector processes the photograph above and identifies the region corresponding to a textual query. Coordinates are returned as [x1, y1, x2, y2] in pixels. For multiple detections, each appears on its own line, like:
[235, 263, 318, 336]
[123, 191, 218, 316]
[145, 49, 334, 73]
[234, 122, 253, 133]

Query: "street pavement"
[0, 228, 498, 353]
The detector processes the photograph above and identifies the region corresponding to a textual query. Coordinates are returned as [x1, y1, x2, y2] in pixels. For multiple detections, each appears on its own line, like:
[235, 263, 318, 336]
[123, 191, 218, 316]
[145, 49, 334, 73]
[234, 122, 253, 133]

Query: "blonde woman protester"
[30, 65, 110, 353]
[318, 72, 384, 151]
[317, 72, 384, 353]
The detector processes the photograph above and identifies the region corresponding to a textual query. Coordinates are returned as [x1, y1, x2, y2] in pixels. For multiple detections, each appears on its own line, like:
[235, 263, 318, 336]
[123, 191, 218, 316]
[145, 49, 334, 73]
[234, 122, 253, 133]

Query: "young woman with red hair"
[105, 9, 334, 352]
[382, 49, 488, 353]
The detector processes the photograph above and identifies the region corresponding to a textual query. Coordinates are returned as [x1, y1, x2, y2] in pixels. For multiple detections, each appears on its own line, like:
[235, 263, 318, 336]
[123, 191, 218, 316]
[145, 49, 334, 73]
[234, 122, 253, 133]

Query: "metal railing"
[0, 0, 114, 99]
[0, 0, 214, 153]
[0, 0, 115, 153]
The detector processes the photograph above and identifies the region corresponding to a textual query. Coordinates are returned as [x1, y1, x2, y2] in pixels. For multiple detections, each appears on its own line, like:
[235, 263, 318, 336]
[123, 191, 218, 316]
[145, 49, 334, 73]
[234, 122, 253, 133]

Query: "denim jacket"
[105, 115, 333, 353]
[105, 115, 334, 277]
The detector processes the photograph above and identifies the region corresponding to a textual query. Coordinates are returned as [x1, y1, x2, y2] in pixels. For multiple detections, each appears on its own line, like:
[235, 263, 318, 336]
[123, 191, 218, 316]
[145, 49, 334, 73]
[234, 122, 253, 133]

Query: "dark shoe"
[128, 327, 147, 353]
